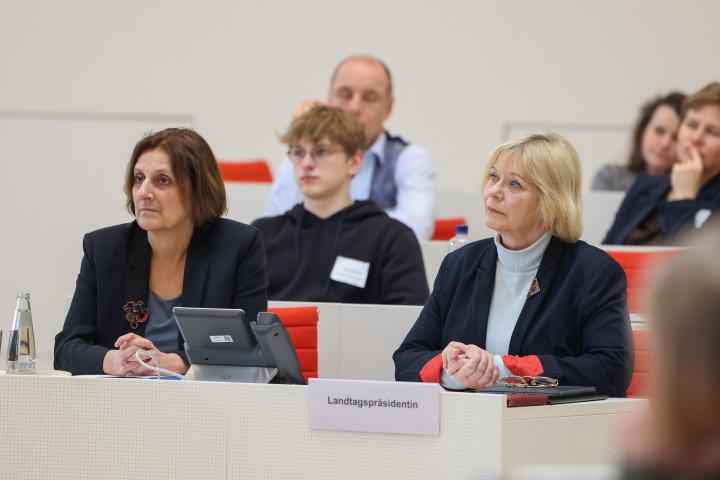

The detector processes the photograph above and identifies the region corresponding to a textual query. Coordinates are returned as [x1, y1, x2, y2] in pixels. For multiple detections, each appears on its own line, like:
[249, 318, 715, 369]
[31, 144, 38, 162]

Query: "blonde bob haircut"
[482, 132, 583, 243]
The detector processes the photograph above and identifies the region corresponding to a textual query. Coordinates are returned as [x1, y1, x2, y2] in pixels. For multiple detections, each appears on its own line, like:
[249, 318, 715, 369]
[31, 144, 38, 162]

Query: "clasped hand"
[102, 333, 187, 377]
[441, 341, 498, 389]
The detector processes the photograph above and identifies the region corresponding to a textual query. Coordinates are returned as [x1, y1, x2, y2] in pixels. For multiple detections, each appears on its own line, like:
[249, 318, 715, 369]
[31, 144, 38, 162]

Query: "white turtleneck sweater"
[441, 232, 552, 390]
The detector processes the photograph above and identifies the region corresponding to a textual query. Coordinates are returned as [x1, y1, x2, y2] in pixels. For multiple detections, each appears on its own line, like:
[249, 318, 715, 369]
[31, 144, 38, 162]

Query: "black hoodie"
[252, 201, 429, 305]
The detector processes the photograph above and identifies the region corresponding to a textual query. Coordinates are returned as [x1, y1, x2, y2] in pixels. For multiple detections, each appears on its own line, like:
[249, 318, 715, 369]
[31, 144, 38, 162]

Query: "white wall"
[0, 0, 716, 369]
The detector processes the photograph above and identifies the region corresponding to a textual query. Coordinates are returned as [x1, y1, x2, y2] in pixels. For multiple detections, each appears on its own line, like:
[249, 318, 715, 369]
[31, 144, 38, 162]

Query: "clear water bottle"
[7, 292, 36, 372]
[448, 225, 471, 253]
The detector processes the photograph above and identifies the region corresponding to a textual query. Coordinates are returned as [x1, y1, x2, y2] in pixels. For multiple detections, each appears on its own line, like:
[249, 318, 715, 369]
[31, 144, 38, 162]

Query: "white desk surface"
[0, 375, 645, 479]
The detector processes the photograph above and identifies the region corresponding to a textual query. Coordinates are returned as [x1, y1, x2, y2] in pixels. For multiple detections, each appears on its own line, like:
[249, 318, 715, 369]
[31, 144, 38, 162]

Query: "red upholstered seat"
[217, 159, 273, 183]
[432, 217, 467, 241]
[603, 249, 683, 397]
[604, 249, 681, 314]
[267, 306, 319, 382]
[627, 329, 651, 398]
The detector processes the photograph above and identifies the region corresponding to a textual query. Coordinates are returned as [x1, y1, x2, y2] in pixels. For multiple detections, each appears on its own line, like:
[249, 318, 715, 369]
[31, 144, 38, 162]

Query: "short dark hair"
[279, 105, 366, 157]
[330, 55, 393, 96]
[626, 92, 686, 173]
[681, 82, 720, 121]
[124, 128, 227, 229]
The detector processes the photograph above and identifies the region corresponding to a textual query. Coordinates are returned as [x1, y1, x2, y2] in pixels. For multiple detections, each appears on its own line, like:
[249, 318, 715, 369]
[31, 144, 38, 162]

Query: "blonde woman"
[394, 132, 634, 397]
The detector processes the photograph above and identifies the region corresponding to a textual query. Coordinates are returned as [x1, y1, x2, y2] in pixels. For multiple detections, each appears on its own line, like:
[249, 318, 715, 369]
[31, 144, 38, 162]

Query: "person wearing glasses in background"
[252, 105, 429, 305]
[262, 55, 436, 240]
[604, 82, 720, 245]
[55, 128, 268, 376]
[394, 132, 634, 397]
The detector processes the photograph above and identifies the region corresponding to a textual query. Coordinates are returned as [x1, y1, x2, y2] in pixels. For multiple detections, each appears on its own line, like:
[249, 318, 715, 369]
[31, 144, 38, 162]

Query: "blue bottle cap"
[455, 225, 468, 234]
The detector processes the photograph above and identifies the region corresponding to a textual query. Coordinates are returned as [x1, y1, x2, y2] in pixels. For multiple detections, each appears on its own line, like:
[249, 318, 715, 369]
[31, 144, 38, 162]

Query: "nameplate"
[309, 378, 440, 435]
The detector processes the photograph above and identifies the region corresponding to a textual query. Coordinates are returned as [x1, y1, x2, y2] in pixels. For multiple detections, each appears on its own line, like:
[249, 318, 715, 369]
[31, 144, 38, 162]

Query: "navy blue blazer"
[603, 172, 720, 245]
[54, 218, 268, 375]
[393, 237, 634, 397]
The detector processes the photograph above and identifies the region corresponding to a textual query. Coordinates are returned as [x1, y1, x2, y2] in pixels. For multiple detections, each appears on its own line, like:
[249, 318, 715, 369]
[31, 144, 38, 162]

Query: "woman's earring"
[543, 225, 550, 232]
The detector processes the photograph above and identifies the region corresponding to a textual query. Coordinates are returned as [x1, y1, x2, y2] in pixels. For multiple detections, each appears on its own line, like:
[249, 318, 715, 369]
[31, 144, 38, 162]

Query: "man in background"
[262, 55, 436, 240]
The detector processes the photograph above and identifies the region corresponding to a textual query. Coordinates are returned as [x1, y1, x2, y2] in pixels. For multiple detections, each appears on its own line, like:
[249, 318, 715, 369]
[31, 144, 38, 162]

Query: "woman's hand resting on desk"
[441, 341, 499, 389]
[102, 333, 189, 376]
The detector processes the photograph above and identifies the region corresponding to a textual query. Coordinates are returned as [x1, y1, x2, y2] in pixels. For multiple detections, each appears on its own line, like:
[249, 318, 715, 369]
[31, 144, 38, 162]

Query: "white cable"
[135, 350, 188, 381]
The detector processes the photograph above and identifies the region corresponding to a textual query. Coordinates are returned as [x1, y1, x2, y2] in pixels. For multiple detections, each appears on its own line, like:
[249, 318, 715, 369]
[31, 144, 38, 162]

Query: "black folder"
[471, 385, 608, 404]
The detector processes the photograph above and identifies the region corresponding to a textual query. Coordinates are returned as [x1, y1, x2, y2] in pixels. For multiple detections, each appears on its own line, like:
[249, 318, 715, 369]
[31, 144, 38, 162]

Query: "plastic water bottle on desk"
[448, 225, 471, 253]
[6, 292, 36, 372]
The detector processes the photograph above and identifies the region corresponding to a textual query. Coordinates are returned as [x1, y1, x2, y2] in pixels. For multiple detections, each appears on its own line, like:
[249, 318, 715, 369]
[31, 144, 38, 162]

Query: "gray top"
[591, 164, 637, 191]
[145, 290, 182, 354]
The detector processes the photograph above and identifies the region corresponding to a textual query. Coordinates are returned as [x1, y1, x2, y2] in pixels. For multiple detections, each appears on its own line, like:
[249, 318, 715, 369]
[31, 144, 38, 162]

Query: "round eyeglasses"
[288, 147, 344, 164]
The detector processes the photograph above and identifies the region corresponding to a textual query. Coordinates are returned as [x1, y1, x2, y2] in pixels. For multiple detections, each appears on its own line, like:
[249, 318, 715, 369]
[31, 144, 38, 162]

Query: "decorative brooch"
[124, 301, 149, 329]
[527, 276, 540, 298]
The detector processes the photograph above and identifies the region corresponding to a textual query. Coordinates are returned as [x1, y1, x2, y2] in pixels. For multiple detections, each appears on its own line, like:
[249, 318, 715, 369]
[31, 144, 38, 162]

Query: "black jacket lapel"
[470, 243, 498, 349]
[181, 226, 210, 307]
[508, 237, 563, 354]
[617, 179, 670, 243]
[124, 224, 152, 336]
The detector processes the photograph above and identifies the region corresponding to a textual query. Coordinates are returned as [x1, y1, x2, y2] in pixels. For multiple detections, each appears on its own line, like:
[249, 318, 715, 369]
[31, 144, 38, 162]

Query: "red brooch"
[124, 301, 149, 329]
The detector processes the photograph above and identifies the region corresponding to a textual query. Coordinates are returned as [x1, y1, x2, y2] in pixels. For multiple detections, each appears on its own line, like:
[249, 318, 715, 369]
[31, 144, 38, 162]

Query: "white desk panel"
[501, 398, 642, 471]
[0, 376, 227, 479]
[227, 384, 505, 479]
[338, 304, 422, 381]
[0, 376, 645, 479]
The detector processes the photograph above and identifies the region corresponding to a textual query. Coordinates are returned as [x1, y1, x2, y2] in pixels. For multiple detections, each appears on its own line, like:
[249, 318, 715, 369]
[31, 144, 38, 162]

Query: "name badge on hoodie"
[330, 256, 370, 289]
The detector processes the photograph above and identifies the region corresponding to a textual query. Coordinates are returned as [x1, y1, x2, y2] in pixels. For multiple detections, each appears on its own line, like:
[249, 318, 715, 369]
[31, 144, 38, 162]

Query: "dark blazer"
[393, 237, 634, 397]
[603, 172, 720, 245]
[54, 218, 268, 375]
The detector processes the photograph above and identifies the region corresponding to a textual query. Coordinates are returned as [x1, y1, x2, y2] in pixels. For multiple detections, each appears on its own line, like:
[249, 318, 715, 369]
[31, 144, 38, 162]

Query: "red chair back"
[627, 329, 651, 398]
[432, 217, 467, 241]
[604, 249, 681, 313]
[217, 159, 273, 183]
[267, 306, 319, 382]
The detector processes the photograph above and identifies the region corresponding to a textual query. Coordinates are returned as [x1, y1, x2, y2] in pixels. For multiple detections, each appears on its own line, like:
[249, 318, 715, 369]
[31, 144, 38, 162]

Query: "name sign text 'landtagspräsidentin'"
[309, 378, 440, 435]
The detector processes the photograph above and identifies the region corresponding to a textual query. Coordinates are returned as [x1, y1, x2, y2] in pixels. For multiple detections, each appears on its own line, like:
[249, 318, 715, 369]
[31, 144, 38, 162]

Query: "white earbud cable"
[135, 350, 188, 381]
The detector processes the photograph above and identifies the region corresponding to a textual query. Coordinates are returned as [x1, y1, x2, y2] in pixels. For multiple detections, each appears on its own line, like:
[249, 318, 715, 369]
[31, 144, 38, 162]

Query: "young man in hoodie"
[252, 105, 429, 305]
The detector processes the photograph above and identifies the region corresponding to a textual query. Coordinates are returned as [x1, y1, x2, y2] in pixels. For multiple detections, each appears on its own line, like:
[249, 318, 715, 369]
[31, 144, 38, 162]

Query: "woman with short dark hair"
[55, 128, 268, 375]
